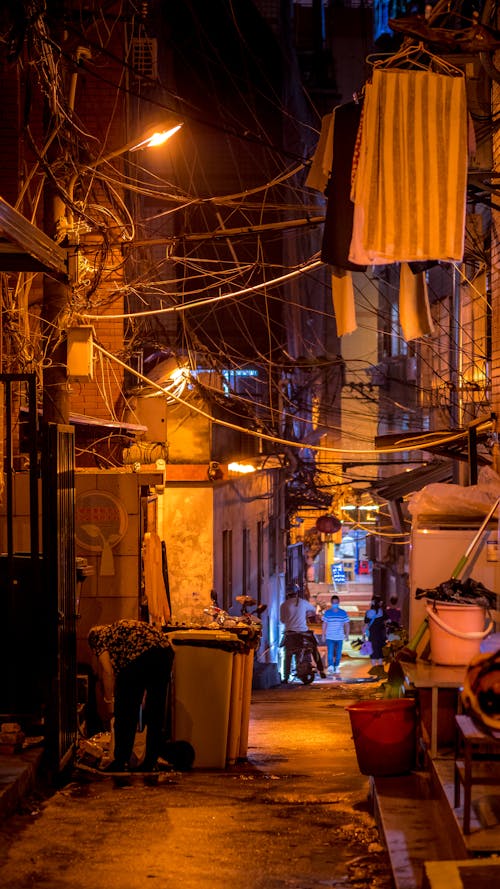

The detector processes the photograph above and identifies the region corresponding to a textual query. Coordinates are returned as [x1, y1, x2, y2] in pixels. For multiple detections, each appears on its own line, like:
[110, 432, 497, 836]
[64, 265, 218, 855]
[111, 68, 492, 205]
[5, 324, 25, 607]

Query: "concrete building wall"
[213, 469, 284, 664]
[75, 470, 162, 665]
[160, 484, 215, 624]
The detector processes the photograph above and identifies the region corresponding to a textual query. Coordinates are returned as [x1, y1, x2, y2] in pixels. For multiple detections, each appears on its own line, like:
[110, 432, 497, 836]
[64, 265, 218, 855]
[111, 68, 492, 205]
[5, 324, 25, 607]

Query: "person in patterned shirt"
[88, 619, 174, 772]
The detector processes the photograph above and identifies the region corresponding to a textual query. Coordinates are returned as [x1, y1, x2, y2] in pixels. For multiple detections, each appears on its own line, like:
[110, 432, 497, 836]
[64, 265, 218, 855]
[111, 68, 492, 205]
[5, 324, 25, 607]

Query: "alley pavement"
[0, 649, 393, 889]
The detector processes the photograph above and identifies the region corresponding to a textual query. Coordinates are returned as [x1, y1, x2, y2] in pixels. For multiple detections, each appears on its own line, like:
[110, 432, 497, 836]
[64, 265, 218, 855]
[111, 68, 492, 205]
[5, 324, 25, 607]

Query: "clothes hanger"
[366, 40, 464, 77]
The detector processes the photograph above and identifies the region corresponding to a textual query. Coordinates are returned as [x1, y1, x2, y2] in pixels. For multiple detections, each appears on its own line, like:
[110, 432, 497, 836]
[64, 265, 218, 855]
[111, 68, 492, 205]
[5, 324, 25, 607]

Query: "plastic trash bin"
[226, 647, 245, 765]
[223, 624, 261, 763]
[169, 630, 240, 768]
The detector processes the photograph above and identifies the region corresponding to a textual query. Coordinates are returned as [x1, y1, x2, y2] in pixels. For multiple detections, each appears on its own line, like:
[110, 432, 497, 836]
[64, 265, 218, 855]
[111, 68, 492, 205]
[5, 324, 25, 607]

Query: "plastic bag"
[360, 640, 372, 656]
[408, 467, 500, 520]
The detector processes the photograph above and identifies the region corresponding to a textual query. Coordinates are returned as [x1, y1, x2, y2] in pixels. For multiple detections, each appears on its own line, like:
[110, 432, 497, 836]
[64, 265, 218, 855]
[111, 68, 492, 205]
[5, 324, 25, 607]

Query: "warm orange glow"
[228, 462, 256, 474]
[129, 123, 183, 152]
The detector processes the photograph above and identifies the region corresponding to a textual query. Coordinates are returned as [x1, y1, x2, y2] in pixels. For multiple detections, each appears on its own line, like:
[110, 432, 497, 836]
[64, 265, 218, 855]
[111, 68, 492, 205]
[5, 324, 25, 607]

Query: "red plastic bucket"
[346, 699, 417, 776]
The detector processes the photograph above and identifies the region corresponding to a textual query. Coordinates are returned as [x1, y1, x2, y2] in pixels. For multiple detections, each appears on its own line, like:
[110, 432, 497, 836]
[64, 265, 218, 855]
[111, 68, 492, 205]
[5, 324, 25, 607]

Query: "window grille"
[131, 37, 158, 81]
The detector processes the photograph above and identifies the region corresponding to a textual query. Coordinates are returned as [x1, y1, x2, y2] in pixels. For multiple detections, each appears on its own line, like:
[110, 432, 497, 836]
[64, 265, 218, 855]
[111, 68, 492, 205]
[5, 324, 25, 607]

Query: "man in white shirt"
[280, 588, 326, 682]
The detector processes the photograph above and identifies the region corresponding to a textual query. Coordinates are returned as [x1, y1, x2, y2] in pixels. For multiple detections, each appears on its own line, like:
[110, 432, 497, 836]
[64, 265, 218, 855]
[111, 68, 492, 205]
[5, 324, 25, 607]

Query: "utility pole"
[41, 0, 70, 426]
[42, 190, 70, 426]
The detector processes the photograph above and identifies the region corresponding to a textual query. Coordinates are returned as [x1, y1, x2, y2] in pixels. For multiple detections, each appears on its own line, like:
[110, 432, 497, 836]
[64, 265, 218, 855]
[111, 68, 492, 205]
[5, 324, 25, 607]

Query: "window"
[242, 528, 250, 597]
[222, 529, 233, 611]
[257, 520, 264, 604]
[222, 367, 261, 395]
[268, 515, 277, 575]
[131, 38, 158, 80]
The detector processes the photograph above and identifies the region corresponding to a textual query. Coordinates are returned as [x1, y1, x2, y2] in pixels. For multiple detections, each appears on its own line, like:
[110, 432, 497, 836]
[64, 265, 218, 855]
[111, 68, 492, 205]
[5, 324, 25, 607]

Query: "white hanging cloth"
[330, 267, 357, 336]
[142, 531, 171, 626]
[349, 54, 468, 265]
[399, 263, 435, 341]
[305, 111, 335, 193]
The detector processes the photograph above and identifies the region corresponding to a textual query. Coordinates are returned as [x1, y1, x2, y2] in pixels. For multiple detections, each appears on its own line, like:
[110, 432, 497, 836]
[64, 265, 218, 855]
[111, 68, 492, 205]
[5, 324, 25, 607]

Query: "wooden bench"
[454, 713, 500, 834]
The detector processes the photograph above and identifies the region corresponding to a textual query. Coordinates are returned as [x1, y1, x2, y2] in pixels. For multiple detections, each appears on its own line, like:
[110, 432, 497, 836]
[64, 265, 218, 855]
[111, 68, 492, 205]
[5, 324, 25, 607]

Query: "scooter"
[203, 596, 267, 628]
[282, 630, 320, 685]
[235, 595, 267, 621]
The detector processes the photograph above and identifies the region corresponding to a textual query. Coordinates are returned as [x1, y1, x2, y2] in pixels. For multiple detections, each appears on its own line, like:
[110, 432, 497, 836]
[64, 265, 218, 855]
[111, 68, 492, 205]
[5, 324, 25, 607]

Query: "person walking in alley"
[364, 596, 387, 676]
[321, 595, 350, 676]
[386, 595, 401, 626]
[280, 586, 326, 682]
[88, 619, 174, 772]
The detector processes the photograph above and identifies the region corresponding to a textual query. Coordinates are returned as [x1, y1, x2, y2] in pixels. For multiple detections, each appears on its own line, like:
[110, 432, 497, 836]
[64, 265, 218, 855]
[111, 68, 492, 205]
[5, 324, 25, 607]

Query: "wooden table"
[404, 662, 466, 758]
[454, 714, 500, 834]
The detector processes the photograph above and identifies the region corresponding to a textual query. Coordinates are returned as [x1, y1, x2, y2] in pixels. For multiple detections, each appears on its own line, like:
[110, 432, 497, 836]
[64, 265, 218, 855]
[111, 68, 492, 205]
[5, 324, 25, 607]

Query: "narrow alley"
[0, 679, 394, 889]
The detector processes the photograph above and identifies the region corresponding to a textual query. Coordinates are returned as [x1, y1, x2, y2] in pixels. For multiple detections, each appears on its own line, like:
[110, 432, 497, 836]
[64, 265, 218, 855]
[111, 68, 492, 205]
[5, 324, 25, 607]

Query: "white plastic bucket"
[425, 601, 494, 666]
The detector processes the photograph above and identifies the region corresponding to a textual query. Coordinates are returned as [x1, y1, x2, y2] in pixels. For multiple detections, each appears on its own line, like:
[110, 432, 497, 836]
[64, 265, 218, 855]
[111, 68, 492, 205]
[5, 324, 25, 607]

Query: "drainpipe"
[449, 265, 463, 483]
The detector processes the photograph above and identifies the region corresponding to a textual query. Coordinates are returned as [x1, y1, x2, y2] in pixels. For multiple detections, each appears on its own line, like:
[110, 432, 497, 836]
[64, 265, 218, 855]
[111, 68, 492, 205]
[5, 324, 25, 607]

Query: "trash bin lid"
[169, 629, 241, 651]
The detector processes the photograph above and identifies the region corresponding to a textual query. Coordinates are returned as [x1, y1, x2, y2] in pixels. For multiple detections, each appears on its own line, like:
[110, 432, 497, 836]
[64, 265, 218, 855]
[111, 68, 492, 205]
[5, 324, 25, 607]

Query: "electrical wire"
[93, 340, 493, 456]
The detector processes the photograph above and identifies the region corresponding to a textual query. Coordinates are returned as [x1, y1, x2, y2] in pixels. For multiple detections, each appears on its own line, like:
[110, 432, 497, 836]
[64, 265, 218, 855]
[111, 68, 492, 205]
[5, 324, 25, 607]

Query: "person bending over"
[88, 619, 174, 772]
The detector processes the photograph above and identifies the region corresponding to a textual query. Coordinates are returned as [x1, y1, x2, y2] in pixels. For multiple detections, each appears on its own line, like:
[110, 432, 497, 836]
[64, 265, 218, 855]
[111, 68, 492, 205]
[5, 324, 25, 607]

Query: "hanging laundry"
[331, 266, 357, 337]
[142, 531, 171, 626]
[349, 65, 468, 265]
[399, 263, 435, 341]
[305, 111, 334, 193]
[321, 101, 367, 272]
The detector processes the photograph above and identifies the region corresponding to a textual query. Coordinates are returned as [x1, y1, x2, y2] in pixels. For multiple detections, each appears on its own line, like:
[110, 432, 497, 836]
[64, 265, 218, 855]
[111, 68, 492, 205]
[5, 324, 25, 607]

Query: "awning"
[20, 405, 148, 434]
[370, 460, 455, 534]
[0, 197, 68, 279]
[69, 412, 147, 434]
[372, 460, 454, 502]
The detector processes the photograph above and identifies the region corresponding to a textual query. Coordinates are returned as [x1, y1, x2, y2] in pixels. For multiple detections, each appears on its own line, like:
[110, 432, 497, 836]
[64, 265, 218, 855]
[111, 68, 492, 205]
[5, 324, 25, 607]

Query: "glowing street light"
[44, 117, 183, 425]
[68, 118, 183, 204]
[85, 119, 183, 167]
[128, 122, 183, 152]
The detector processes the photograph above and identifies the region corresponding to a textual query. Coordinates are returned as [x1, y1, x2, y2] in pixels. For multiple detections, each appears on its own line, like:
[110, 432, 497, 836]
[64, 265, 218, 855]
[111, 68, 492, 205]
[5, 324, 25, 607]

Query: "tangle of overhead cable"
[78, 256, 323, 320]
[93, 340, 493, 456]
[38, 20, 317, 165]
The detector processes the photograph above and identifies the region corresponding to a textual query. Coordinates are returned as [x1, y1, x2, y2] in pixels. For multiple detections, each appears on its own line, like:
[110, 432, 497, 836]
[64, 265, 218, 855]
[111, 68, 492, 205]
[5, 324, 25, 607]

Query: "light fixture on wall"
[228, 462, 256, 474]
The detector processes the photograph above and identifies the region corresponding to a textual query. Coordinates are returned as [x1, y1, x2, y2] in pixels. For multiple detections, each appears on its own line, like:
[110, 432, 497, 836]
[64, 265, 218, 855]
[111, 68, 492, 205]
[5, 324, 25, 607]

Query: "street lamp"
[72, 119, 183, 180]
[66, 118, 183, 229]
[42, 117, 183, 425]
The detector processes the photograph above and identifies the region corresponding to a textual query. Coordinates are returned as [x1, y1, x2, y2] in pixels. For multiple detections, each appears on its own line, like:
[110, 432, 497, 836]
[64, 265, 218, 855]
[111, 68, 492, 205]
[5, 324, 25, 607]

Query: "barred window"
[131, 37, 158, 81]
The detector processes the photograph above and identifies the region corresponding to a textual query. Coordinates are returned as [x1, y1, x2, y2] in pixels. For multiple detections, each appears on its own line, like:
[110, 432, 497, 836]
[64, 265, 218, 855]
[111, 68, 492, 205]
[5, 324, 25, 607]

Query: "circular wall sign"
[75, 489, 128, 553]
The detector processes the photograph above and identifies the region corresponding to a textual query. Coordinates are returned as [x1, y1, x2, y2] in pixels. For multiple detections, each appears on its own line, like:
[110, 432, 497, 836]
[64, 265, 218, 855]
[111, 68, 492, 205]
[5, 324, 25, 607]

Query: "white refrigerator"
[409, 518, 500, 638]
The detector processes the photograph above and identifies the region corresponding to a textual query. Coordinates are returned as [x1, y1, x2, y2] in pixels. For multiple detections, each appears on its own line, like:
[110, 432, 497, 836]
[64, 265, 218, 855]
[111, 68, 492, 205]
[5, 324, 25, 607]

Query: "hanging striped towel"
[330, 266, 357, 336]
[305, 111, 334, 193]
[349, 67, 468, 265]
[399, 262, 435, 341]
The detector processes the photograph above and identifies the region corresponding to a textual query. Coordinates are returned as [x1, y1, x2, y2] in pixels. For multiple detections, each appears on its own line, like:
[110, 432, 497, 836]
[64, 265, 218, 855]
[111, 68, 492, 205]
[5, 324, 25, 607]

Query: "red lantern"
[315, 514, 342, 534]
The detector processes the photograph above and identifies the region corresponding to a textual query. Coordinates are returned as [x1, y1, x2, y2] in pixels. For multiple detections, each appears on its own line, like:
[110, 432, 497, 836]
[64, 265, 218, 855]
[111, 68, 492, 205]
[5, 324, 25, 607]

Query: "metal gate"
[0, 374, 42, 717]
[42, 422, 77, 773]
